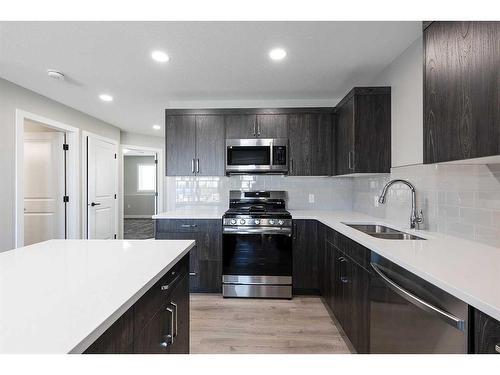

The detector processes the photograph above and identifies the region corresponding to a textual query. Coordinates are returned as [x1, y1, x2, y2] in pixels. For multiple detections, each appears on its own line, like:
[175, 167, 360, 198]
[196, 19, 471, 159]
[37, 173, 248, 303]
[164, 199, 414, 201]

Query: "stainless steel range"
[222, 190, 292, 299]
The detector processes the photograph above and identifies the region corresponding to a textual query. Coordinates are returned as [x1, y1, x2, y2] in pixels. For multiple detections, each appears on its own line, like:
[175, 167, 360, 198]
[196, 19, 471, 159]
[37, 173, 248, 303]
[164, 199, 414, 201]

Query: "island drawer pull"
[180, 224, 197, 228]
[160, 307, 174, 348]
[161, 274, 181, 291]
[189, 272, 197, 276]
[170, 302, 178, 338]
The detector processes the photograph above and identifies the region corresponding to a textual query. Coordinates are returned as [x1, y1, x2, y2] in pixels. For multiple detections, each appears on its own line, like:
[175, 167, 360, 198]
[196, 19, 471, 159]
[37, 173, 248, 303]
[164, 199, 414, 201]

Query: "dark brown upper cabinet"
[165, 112, 224, 176]
[224, 113, 288, 138]
[335, 87, 391, 175]
[288, 111, 335, 176]
[423, 21, 500, 163]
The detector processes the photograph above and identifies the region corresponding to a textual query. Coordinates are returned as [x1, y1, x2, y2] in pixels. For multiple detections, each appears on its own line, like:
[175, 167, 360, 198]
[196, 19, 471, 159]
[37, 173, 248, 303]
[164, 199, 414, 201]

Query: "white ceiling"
[0, 21, 421, 137]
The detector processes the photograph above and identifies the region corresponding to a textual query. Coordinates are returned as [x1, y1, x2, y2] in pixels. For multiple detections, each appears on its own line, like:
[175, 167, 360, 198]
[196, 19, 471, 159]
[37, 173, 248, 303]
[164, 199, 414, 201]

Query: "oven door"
[222, 227, 292, 281]
[226, 139, 272, 173]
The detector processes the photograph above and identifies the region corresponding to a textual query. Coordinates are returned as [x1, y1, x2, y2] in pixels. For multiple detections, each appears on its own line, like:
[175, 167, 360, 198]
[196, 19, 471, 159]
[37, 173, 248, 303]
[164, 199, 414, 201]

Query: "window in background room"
[137, 164, 156, 192]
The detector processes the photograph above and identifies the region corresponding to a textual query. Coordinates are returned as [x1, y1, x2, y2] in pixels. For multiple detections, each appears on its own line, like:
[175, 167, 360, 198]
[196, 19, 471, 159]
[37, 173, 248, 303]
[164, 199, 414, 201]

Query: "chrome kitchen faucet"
[378, 179, 424, 229]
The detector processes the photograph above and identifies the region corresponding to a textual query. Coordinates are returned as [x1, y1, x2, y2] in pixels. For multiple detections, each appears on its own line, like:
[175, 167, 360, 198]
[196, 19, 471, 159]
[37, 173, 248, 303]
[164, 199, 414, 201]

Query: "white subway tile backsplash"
[351, 163, 500, 248]
[164, 175, 353, 211]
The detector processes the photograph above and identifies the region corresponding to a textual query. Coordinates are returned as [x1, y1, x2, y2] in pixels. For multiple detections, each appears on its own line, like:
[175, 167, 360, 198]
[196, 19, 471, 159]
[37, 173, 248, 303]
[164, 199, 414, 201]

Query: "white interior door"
[23, 132, 65, 246]
[87, 136, 117, 239]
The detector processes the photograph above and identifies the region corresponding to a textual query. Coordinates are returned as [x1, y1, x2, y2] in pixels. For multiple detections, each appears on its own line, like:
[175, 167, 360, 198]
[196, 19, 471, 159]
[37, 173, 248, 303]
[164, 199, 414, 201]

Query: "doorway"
[15, 110, 80, 248]
[23, 121, 67, 245]
[121, 145, 162, 239]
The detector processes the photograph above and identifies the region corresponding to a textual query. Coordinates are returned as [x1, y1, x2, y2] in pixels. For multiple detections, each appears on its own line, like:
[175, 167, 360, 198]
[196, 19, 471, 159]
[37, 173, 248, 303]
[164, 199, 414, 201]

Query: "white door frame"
[120, 144, 163, 239]
[15, 109, 80, 248]
[82, 131, 119, 239]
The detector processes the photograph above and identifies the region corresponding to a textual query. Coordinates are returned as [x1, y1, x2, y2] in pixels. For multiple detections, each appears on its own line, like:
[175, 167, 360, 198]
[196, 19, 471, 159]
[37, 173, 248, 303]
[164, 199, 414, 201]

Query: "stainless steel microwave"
[225, 138, 288, 174]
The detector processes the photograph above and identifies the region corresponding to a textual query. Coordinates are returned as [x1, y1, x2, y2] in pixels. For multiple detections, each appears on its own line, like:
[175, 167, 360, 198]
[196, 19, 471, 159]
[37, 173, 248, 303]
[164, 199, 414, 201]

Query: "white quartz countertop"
[0, 239, 194, 354]
[154, 208, 500, 321]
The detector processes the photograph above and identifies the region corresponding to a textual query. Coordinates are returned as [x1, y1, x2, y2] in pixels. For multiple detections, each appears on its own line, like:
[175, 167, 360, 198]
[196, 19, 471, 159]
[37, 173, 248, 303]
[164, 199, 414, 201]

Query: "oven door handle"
[223, 226, 292, 236]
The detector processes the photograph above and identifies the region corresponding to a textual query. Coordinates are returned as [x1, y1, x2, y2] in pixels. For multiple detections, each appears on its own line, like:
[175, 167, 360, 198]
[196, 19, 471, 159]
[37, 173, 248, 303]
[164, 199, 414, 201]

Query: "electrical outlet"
[309, 194, 315, 203]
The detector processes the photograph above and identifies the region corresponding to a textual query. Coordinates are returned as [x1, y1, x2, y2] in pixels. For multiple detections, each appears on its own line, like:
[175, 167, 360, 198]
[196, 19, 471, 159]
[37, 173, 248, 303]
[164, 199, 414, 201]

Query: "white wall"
[371, 36, 423, 167]
[0, 77, 121, 252]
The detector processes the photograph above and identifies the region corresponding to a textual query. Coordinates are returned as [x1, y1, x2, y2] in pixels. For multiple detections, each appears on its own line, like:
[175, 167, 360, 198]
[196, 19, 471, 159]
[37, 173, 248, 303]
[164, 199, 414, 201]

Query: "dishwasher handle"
[370, 262, 466, 331]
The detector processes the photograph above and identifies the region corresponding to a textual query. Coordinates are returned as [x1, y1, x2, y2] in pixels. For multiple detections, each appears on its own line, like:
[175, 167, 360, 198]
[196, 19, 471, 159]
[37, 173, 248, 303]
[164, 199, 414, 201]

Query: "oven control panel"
[223, 217, 292, 227]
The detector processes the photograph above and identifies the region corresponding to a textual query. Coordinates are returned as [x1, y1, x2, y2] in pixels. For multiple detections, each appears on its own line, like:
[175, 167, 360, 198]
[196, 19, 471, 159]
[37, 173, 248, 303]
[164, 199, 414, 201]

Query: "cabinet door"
[289, 113, 334, 176]
[335, 98, 354, 175]
[84, 307, 134, 354]
[256, 114, 288, 138]
[133, 307, 171, 354]
[194, 220, 222, 292]
[292, 220, 319, 294]
[474, 308, 500, 354]
[155, 220, 222, 293]
[168, 275, 190, 354]
[195, 115, 225, 176]
[166, 115, 196, 176]
[424, 22, 500, 163]
[225, 114, 257, 138]
[346, 261, 370, 354]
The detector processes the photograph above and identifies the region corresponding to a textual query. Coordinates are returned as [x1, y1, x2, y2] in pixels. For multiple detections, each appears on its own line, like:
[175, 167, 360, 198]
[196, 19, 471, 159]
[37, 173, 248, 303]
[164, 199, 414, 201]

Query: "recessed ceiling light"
[151, 50, 170, 63]
[269, 48, 287, 61]
[152, 124, 161, 130]
[99, 94, 113, 102]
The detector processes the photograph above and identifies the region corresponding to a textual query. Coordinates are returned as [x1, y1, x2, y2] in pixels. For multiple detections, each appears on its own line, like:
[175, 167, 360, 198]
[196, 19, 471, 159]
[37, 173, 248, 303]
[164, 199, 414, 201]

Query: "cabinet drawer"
[336, 234, 370, 270]
[156, 219, 201, 233]
[133, 255, 188, 335]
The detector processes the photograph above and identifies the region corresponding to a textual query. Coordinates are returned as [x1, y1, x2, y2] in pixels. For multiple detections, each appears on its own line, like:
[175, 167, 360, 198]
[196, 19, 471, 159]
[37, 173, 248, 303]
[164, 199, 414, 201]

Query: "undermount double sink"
[343, 223, 425, 241]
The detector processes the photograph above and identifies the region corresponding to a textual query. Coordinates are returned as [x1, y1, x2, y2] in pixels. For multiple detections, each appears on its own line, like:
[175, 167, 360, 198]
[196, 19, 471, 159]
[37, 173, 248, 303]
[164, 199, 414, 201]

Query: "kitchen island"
[0, 239, 194, 354]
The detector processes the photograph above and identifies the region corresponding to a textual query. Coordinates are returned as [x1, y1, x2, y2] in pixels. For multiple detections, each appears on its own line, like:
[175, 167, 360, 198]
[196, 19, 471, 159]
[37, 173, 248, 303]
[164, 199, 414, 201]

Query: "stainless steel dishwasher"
[370, 253, 469, 353]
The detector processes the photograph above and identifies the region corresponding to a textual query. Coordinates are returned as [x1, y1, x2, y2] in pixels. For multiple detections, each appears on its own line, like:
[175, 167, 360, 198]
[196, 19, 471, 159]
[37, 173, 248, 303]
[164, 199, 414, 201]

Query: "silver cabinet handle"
[191, 158, 195, 174]
[161, 307, 174, 347]
[348, 151, 354, 170]
[161, 274, 181, 291]
[496, 344, 500, 354]
[189, 272, 197, 276]
[196, 158, 200, 173]
[290, 159, 294, 174]
[370, 262, 466, 331]
[256, 117, 261, 136]
[180, 224, 197, 228]
[253, 118, 256, 136]
[170, 302, 178, 338]
[339, 256, 348, 283]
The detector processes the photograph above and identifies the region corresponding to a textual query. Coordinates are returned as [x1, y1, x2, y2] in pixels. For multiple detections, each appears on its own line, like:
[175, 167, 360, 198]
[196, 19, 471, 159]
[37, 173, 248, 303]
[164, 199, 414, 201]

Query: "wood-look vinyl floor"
[190, 294, 351, 354]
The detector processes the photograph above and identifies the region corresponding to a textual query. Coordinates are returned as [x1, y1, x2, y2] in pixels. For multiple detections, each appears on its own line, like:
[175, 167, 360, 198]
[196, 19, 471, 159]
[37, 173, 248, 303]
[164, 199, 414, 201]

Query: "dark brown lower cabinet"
[317, 225, 370, 353]
[292, 220, 319, 294]
[155, 219, 222, 293]
[473, 308, 500, 354]
[84, 254, 190, 354]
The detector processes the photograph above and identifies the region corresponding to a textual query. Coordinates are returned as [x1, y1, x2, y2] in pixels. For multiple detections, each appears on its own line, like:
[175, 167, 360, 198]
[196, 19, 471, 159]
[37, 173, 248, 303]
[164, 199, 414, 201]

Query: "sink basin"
[343, 223, 425, 240]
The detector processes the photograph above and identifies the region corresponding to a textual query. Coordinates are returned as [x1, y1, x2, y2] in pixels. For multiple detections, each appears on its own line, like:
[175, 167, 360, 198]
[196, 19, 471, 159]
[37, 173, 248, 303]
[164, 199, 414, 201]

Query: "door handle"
[90, 202, 101, 207]
[370, 262, 466, 331]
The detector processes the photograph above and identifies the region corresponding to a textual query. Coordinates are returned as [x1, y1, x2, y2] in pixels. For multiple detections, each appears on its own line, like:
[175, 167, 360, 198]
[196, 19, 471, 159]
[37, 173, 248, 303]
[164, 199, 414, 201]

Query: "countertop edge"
[68, 241, 195, 354]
